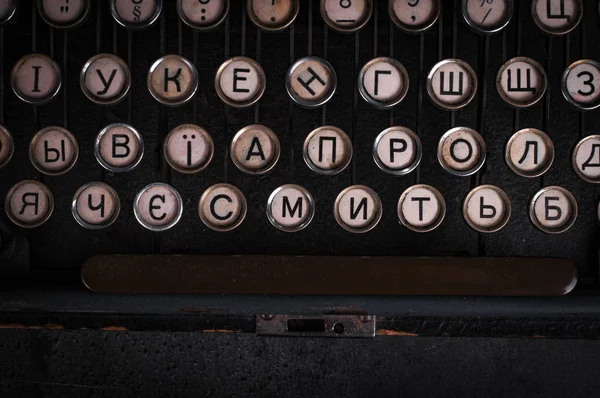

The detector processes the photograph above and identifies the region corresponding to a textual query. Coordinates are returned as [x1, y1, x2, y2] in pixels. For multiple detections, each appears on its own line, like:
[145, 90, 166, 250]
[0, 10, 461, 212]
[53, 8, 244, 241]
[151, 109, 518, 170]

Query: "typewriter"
[0, 0, 599, 338]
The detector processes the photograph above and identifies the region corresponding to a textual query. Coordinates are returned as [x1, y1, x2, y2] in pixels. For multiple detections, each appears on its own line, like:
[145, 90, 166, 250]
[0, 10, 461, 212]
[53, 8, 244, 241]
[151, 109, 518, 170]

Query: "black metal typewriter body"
[0, 0, 599, 337]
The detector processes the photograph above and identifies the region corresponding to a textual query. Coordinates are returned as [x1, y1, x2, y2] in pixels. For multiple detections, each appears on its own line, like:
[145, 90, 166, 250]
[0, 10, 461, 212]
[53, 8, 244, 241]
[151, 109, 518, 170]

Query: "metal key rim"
[333, 185, 382, 234]
[286, 56, 337, 108]
[0, 125, 14, 169]
[496, 57, 547, 108]
[0, 0, 18, 24]
[372, 126, 422, 176]
[29, 126, 79, 176]
[529, 186, 578, 234]
[388, 0, 441, 34]
[71, 182, 121, 230]
[198, 183, 248, 232]
[177, 0, 230, 31]
[572, 135, 600, 184]
[461, 0, 514, 35]
[148, 55, 199, 107]
[462, 184, 511, 234]
[80, 53, 131, 106]
[94, 123, 145, 173]
[163, 124, 214, 174]
[397, 184, 446, 233]
[247, 0, 299, 31]
[561, 59, 600, 111]
[110, 0, 163, 30]
[133, 182, 183, 232]
[4, 179, 54, 229]
[214, 56, 266, 108]
[505, 128, 554, 178]
[303, 125, 353, 175]
[358, 57, 410, 109]
[426, 58, 478, 111]
[37, 0, 91, 29]
[11, 53, 62, 105]
[266, 184, 315, 232]
[437, 127, 487, 177]
[230, 124, 280, 175]
[531, 0, 582, 36]
[320, 0, 373, 33]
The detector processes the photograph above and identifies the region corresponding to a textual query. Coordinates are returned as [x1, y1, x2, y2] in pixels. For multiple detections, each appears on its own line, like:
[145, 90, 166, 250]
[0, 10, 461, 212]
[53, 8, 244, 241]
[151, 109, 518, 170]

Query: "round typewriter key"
[163, 124, 213, 174]
[148, 55, 198, 106]
[247, 0, 299, 31]
[531, 0, 582, 36]
[94, 123, 144, 173]
[496, 57, 547, 108]
[178, 0, 229, 30]
[215, 56, 265, 108]
[267, 184, 315, 232]
[427, 59, 477, 110]
[72, 182, 120, 230]
[110, 0, 162, 30]
[358, 57, 409, 109]
[505, 128, 554, 178]
[303, 126, 352, 175]
[463, 185, 511, 233]
[437, 127, 486, 177]
[320, 0, 372, 33]
[5, 180, 54, 228]
[397, 184, 446, 233]
[286, 56, 337, 108]
[461, 0, 513, 34]
[80, 54, 131, 105]
[0, 0, 17, 24]
[198, 183, 247, 231]
[572, 135, 600, 183]
[561, 60, 600, 110]
[11, 54, 61, 105]
[0, 125, 14, 169]
[231, 124, 280, 175]
[37, 0, 90, 29]
[389, 0, 440, 33]
[29, 126, 79, 175]
[134, 183, 183, 232]
[334, 185, 382, 233]
[530, 186, 577, 234]
[373, 126, 421, 175]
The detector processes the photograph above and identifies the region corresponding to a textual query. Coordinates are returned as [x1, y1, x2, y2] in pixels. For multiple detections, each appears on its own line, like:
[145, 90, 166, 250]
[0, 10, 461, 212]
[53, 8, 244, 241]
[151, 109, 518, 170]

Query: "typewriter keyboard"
[0, 0, 599, 294]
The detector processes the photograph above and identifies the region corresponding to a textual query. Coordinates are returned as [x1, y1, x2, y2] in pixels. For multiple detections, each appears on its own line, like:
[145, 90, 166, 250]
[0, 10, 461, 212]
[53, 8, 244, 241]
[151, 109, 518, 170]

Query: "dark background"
[0, 330, 599, 397]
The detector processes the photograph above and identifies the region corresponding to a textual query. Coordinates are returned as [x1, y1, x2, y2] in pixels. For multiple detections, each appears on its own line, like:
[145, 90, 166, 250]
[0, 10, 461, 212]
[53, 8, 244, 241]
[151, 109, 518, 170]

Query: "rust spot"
[0, 323, 64, 330]
[99, 326, 128, 331]
[201, 329, 242, 333]
[376, 329, 418, 337]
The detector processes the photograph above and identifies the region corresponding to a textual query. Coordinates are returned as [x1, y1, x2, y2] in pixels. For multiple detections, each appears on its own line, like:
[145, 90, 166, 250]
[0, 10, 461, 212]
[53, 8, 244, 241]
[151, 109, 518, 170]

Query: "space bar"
[81, 255, 577, 296]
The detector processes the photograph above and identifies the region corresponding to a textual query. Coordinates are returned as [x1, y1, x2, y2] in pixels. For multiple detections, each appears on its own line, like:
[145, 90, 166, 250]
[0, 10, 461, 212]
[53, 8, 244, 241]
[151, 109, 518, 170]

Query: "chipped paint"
[376, 329, 418, 336]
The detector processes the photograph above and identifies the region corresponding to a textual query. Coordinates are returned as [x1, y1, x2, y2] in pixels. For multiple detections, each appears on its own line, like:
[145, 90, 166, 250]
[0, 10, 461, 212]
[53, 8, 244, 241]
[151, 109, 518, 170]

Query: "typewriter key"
[358, 57, 409, 109]
[334, 185, 382, 233]
[215, 57, 265, 108]
[37, 0, 90, 29]
[94, 123, 144, 173]
[5, 180, 54, 228]
[0, 0, 17, 24]
[267, 184, 315, 232]
[72, 182, 120, 230]
[529, 186, 577, 234]
[463, 185, 511, 233]
[11, 54, 61, 105]
[372, 126, 421, 175]
[427, 59, 477, 110]
[110, 0, 162, 30]
[0, 125, 14, 169]
[505, 128, 554, 178]
[163, 124, 213, 174]
[561, 60, 600, 111]
[286, 56, 337, 108]
[397, 184, 446, 233]
[80, 54, 131, 105]
[30, 126, 79, 176]
[303, 126, 352, 175]
[198, 183, 247, 232]
[231, 124, 280, 175]
[178, 0, 229, 31]
[496, 57, 547, 108]
[437, 127, 486, 177]
[148, 55, 198, 107]
[134, 183, 183, 232]
[572, 135, 600, 184]
[389, 0, 440, 33]
[461, 0, 513, 34]
[247, 0, 299, 31]
[531, 0, 582, 36]
[320, 0, 372, 33]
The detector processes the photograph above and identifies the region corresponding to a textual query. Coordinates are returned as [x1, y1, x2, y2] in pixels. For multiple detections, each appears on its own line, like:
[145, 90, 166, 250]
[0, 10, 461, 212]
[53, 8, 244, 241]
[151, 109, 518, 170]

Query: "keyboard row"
[0, 0, 585, 36]
[2, 123, 600, 181]
[10, 53, 600, 111]
[2, 180, 583, 235]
